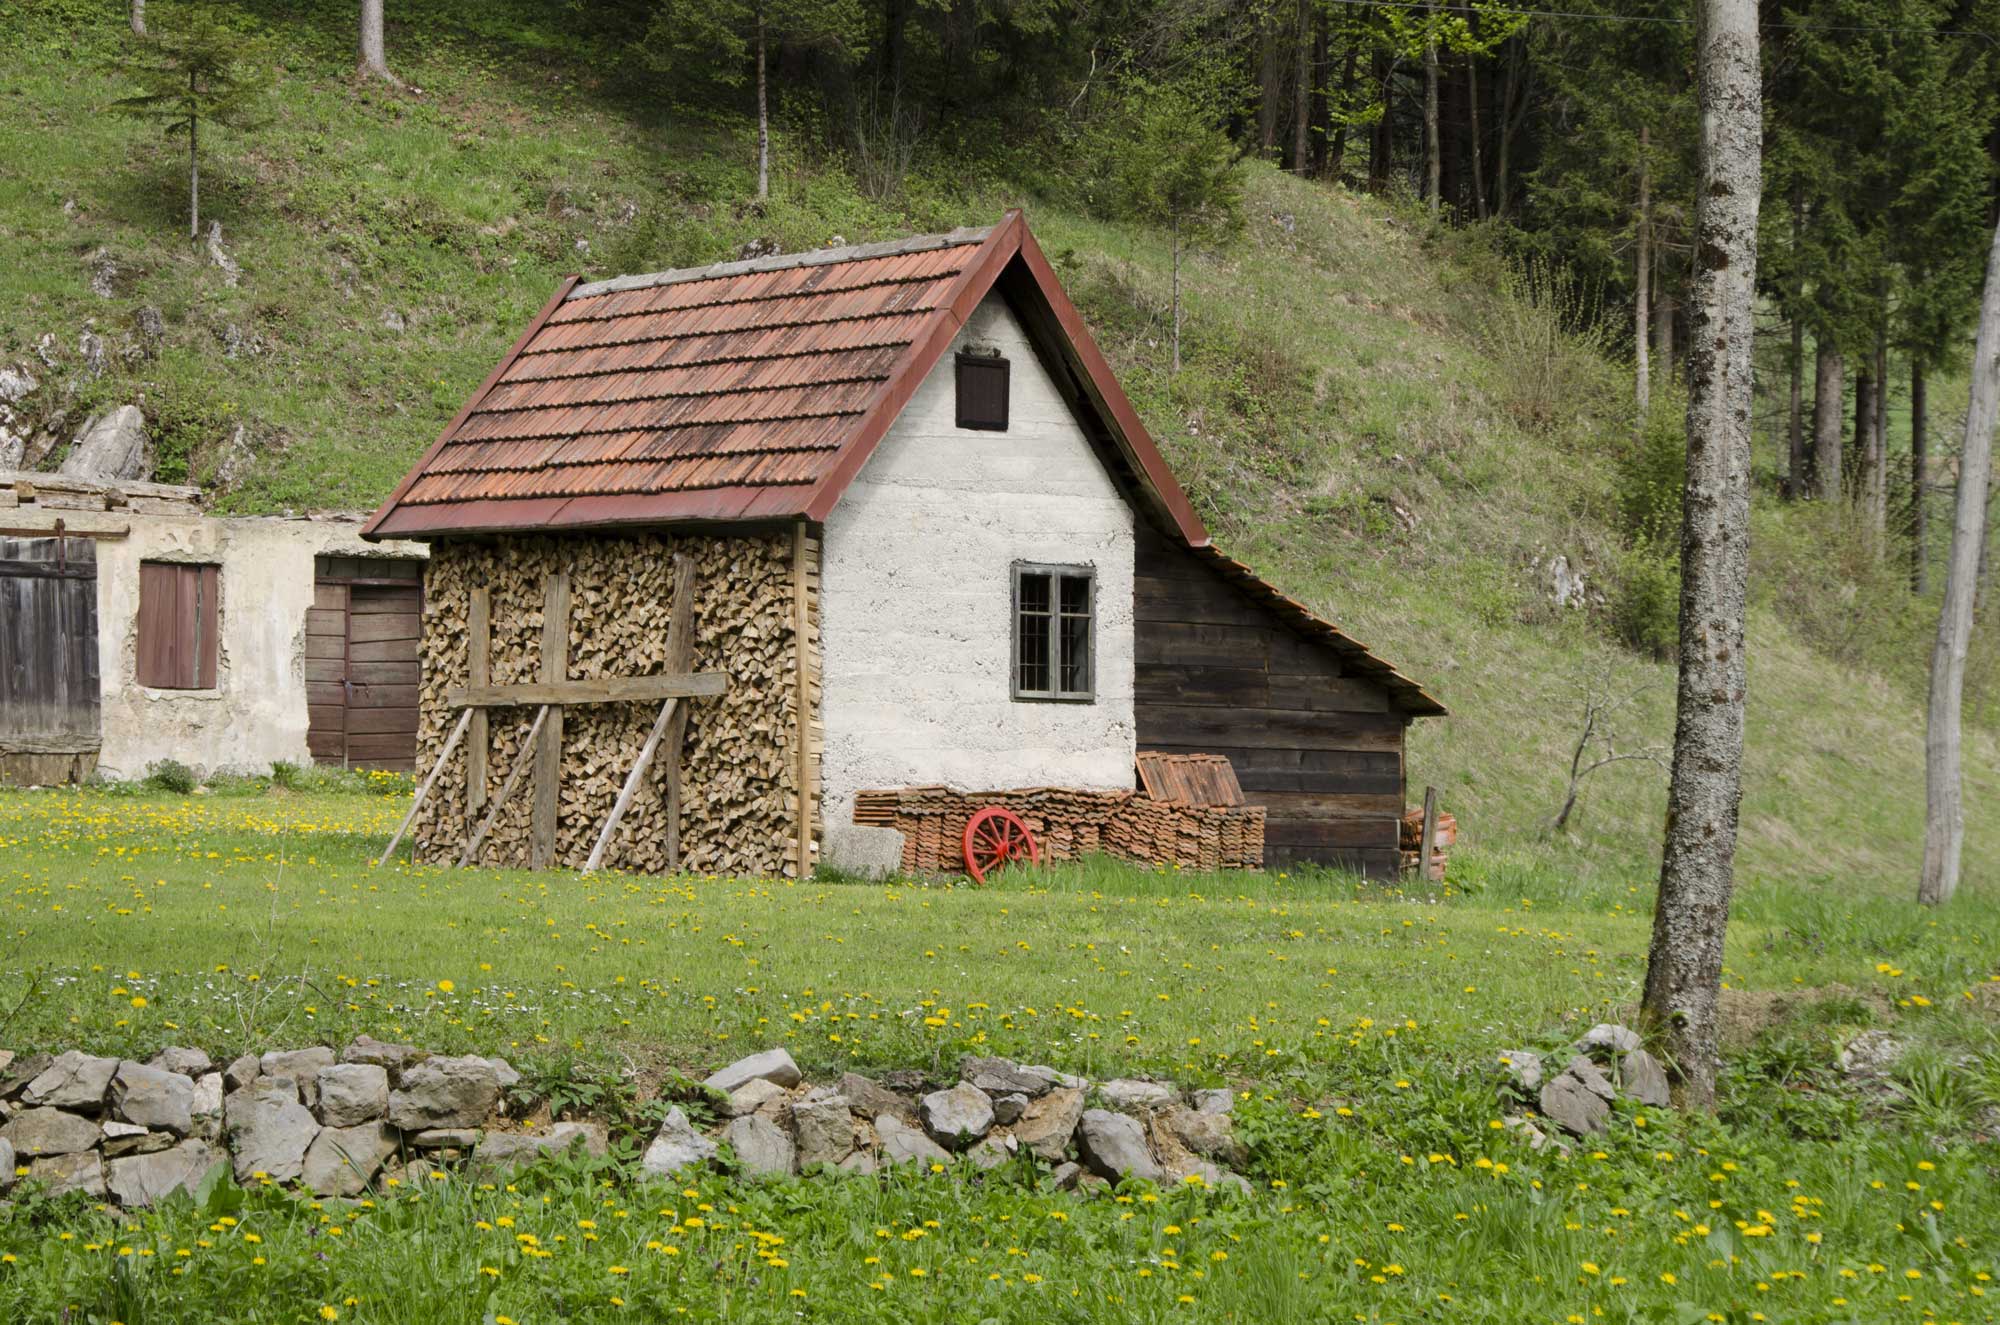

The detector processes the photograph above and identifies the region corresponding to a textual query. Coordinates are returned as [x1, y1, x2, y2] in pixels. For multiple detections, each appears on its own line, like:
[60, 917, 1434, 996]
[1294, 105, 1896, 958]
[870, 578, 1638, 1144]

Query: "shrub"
[142, 758, 199, 794]
[1608, 544, 1679, 660]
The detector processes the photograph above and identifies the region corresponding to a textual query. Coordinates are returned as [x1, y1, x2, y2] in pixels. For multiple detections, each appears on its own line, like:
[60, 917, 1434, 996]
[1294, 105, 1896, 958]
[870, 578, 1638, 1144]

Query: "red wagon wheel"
[962, 806, 1039, 885]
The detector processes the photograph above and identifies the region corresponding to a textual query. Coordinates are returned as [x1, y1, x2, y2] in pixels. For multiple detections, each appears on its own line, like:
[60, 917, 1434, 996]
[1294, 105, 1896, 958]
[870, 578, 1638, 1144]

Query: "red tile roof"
[363, 213, 1209, 544]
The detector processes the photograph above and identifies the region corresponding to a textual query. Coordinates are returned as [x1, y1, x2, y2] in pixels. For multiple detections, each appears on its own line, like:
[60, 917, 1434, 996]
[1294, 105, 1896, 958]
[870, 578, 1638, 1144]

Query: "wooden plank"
[195, 565, 218, 689]
[582, 698, 678, 874]
[446, 673, 726, 708]
[344, 683, 418, 709]
[1134, 621, 1269, 669]
[347, 707, 419, 736]
[345, 734, 417, 760]
[463, 704, 550, 869]
[659, 556, 697, 870]
[346, 659, 420, 685]
[377, 706, 472, 865]
[312, 583, 346, 611]
[304, 608, 347, 637]
[348, 639, 416, 663]
[1265, 843, 1402, 876]
[1136, 704, 1404, 752]
[1418, 785, 1439, 884]
[530, 571, 569, 870]
[467, 586, 489, 817]
[347, 614, 420, 644]
[1262, 814, 1401, 849]
[791, 521, 815, 880]
[305, 634, 348, 661]
[304, 658, 346, 683]
[307, 704, 347, 734]
[1134, 575, 1281, 629]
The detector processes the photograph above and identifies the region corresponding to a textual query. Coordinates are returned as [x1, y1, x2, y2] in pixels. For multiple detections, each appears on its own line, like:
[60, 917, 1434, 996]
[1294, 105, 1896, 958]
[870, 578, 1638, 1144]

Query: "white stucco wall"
[817, 292, 1137, 827]
[48, 510, 426, 779]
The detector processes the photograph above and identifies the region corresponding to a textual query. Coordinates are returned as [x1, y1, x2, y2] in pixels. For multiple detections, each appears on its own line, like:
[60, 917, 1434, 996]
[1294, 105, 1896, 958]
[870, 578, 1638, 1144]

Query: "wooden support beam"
[791, 521, 817, 880]
[530, 571, 570, 869]
[583, 697, 678, 874]
[1418, 784, 1439, 884]
[460, 704, 550, 869]
[378, 707, 472, 866]
[467, 586, 489, 816]
[659, 555, 697, 870]
[445, 673, 725, 708]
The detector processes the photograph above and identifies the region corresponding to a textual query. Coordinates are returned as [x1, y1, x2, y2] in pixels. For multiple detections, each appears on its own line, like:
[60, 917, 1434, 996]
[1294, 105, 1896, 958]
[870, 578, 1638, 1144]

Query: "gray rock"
[380, 309, 406, 333]
[1099, 1078, 1176, 1114]
[836, 1073, 909, 1119]
[107, 1140, 222, 1206]
[1172, 1157, 1251, 1194]
[1, 1106, 101, 1156]
[388, 1055, 501, 1130]
[147, 1046, 213, 1079]
[990, 1092, 1029, 1126]
[484, 1057, 521, 1091]
[0, 1052, 50, 1100]
[821, 823, 905, 879]
[101, 1121, 173, 1158]
[792, 1091, 855, 1168]
[1165, 1107, 1246, 1167]
[1840, 1030, 1906, 1078]
[469, 1123, 607, 1180]
[640, 1108, 717, 1177]
[302, 1123, 398, 1197]
[1076, 1109, 1163, 1182]
[223, 1078, 320, 1183]
[1579, 1024, 1641, 1054]
[838, 1150, 878, 1175]
[1192, 1088, 1236, 1116]
[1561, 1055, 1617, 1103]
[134, 305, 165, 351]
[0, 364, 37, 404]
[261, 1047, 336, 1087]
[111, 1060, 194, 1135]
[315, 1064, 389, 1128]
[205, 221, 240, 287]
[222, 1053, 261, 1093]
[703, 1048, 801, 1095]
[1051, 1160, 1083, 1191]
[23, 1050, 119, 1109]
[968, 1134, 1017, 1169]
[961, 1055, 1052, 1098]
[341, 1037, 425, 1074]
[1619, 1049, 1671, 1107]
[411, 1128, 482, 1150]
[190, 1073, 223, 1121]
[85, 247, 119, 298]
[725, 1078, 789, 1117]
[724, 1114, 795, 1176]
[1015, 1086, 1084, 1162]
[0, 1137, 11, 1189]
[920, 1083, 994, 1150]
[59, 406, 149, 482]
[874, 1113, 951, 1167]
[1496, 1049, 1544, 1093]
[1018, 1064, 1087, 1092]
[76, 327, 105, 378]
[30, 1150, 104, 1198]
[1539, 1074, 1610, 1137]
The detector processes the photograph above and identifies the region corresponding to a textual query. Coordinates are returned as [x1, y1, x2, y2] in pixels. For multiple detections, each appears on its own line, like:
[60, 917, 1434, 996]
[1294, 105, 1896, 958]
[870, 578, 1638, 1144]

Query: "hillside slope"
[2, 0, 1992, 904]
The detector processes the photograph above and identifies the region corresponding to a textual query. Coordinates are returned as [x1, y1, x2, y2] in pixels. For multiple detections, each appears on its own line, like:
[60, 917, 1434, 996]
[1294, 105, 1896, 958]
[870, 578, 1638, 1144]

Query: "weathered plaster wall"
[89, 514, 426, 779]
[818, 291, 1137, 828]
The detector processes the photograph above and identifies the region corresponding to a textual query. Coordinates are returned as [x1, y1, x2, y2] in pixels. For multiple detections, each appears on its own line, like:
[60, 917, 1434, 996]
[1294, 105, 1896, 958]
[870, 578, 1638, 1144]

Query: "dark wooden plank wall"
[305, 575, 422, 771]
[0, 536, 100, 783]
[1133, 524, 1405, 875]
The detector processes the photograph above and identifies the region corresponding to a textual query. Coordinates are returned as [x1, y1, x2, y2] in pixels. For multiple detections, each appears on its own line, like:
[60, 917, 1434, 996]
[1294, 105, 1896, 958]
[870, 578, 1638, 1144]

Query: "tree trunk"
[1424, 7, 1441, 215]
[1467, 55, 1487, 220]
[357, 0, 403, 87]
[1920, 216, 2000, 906]
[1291, 0, 1311, 172]
[1258, 16, 1281, 155]
[188, 79, 199, 243]
[1654, 288, 1675, 385]
[1368, 52, 1393, 194]
[1787, 187, 1805, 499]
[1326, 44, 1359, 177]
[1637, 126, 1651, 419]
[1812, 342, 1843, 500]
[131, 0, 145, 36]
[1495, 37, 1524, 216]
[1872, 334, 1890, 532]
[1639, 0, 1761, 1112]
[1171, 215, 1183, 376]
[755, 7, 770, 201]
[1912, 362, 1928, 592]
[884, 0, 906, 96]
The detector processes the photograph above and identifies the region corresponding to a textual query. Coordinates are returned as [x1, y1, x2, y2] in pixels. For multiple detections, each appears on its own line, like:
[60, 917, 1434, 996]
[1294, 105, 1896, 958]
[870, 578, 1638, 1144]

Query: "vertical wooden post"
[1418, 785, 1439, 884]
[531, 570, 570, 870]
[467, 586, 489, 817]
[791, 521, 817, 880]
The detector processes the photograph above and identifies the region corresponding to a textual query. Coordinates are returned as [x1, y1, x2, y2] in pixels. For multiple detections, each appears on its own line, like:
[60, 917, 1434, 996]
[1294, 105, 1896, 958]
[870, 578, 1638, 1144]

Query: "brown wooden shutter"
[136, 562, 220, 689]
[955, 353, 1010, 430]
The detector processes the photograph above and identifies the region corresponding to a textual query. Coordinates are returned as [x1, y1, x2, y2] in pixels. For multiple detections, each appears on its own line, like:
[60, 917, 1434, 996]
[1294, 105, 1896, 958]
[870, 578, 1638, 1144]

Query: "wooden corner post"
[531, 570, 570, 870]
[467, 586, 490, 817]
[791, 521, 819, 880]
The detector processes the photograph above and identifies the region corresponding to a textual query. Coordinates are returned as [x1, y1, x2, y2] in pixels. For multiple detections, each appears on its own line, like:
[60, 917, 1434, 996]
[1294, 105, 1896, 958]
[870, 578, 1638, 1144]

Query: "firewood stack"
[1399, 807, 1456, 882]
[416, 530, 818, 878]
[854, 785, 1264, 874]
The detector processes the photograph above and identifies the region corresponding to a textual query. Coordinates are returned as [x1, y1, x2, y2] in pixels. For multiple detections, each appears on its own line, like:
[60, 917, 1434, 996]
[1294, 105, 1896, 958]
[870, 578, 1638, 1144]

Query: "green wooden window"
[1012, 562, 1094, 701]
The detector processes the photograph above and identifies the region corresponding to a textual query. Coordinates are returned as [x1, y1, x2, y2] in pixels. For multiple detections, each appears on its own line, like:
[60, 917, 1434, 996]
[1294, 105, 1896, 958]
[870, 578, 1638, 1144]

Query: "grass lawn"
[2, 785, 1998, 1323]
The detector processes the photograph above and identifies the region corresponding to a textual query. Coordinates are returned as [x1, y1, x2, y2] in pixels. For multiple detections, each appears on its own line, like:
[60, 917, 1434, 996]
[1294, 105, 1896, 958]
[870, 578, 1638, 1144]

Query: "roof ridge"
[568, 227, 995, 301]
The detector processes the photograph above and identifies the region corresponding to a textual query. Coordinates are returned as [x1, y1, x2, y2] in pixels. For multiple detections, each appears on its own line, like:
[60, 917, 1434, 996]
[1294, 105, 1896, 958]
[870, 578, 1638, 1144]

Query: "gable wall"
[818, 292, 1136, 827]
[1133, 523, 1406, 875]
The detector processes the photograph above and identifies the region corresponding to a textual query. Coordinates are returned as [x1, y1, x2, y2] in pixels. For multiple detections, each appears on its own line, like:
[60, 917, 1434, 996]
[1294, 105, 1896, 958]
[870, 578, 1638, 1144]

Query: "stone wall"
[415, 530, 815, 877]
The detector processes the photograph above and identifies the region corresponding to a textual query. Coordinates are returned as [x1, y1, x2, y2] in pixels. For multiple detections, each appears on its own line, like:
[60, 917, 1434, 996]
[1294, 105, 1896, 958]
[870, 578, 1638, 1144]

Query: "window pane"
[1018, 571, 1050, 614]
[1017, 571, 1051, 693]
[1059, 574, 1090, 615]
[1059, 609, 1090, 693]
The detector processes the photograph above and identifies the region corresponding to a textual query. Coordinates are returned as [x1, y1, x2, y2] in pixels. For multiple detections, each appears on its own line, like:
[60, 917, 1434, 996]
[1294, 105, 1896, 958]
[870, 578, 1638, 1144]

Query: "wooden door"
[0, 535, 100, 784]
[306, 564, 422, 771]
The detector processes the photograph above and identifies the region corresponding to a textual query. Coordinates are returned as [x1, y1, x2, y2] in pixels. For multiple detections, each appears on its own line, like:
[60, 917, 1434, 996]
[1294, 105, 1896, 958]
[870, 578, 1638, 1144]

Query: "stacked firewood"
[855, 785, 1264, 873]
[1399, 807, 1456, 882]
[416, 530, 817, 878]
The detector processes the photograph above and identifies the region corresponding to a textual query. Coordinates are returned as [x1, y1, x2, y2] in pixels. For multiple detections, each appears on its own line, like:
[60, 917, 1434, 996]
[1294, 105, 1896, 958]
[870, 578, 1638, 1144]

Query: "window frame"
[1011, 561, 1096, 703]
[136, 560, 221, 691]
[954, 351, 1011, 431]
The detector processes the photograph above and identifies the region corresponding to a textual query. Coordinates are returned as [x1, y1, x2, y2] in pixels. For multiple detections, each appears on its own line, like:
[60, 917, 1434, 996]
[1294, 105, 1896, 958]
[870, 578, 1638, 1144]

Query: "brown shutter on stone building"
[136, 562, 219, 690]
[955, 353, 1010, 430]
